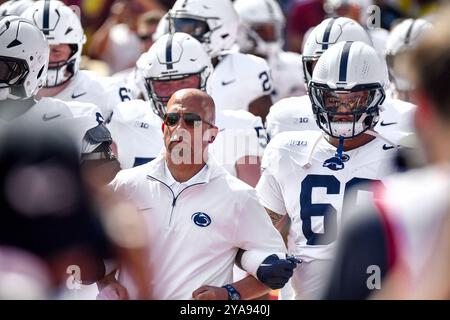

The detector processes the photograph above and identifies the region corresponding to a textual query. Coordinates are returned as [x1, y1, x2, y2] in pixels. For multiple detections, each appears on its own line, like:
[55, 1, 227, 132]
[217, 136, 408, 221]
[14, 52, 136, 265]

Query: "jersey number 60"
[300, 175, 380, 246]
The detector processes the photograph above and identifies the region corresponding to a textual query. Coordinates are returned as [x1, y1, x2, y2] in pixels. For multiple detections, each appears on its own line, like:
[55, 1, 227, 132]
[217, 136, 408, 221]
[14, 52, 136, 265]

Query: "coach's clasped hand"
[256, 254, 301, 290]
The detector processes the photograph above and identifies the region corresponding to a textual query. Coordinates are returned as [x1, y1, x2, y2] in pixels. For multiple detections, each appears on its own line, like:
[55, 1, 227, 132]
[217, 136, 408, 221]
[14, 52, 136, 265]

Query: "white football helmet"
[22, 0, 86, 88]
[168, 0, 239, 58]
[309, 41, 387, 139]
[152, 13, 170, 42]
[0, 16, 49, 100]
[136, 32, 213, 119]
[0, 0, 35, 17]
[385, 18, 432, 92]
[234, 0, 285, 57]
[302, 17, 372, 85]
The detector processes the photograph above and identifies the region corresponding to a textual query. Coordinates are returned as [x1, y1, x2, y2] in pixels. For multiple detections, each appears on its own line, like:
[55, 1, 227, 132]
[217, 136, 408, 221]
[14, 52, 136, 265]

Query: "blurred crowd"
[0, 0, 442, 76]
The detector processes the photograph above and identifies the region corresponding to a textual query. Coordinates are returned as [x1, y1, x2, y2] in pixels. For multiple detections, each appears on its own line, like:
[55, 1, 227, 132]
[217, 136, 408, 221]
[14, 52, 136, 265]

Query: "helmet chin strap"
[322, 136, 348, 171]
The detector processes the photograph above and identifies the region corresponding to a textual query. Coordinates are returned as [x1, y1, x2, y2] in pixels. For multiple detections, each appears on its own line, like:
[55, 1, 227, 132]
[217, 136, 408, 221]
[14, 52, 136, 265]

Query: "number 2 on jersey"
[300, 175, 379, 245]
[259, 71, 272, 93]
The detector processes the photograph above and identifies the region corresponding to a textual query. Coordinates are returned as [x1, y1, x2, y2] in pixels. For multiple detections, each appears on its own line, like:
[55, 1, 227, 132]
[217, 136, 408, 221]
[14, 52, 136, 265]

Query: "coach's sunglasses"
[163, 112, 216, 128]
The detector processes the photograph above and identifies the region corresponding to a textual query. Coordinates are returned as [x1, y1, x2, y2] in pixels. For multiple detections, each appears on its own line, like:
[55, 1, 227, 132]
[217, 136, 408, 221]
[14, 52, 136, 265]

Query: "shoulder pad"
[84, 124, 112, 145]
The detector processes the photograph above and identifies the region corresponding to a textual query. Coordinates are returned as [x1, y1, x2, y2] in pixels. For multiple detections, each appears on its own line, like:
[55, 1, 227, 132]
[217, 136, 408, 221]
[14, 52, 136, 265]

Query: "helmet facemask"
[309, 83, 385, 139]
[244, 22, 283, 58]
[46, 44, 78, 88]
[385, 50, 413, 93]
[302, 55, 321, 85]
[169, 13, 220, 56]
[0, 56, 30, 88]
[144, 69, 208, 119]
[0, 56, 30, 100]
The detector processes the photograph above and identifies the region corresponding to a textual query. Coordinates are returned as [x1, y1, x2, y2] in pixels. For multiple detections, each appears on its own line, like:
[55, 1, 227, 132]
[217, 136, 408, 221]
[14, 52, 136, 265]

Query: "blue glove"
[256, 254, 301, 290]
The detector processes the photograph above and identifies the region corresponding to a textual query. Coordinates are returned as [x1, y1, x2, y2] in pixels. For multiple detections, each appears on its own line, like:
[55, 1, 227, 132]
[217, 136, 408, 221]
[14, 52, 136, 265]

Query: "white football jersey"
[52, 70, 132, 122]
[256, 130, 399, 299]
[0, 97, 103, 156]
[269, 51, 307, 103]
[210, 109, 267, 177]
[108, 100, 164, 170]
[266, 95, 317, 139]
[112, 67, 145, 101]
[376, 98, 416, 145]
[209, 52, 273, 111]
[266, 95, 416, 142]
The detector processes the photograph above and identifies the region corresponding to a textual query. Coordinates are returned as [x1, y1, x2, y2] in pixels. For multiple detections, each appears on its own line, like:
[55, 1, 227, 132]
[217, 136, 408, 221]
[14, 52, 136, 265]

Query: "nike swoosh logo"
[71, 92, 87, 99]
[219, 128, 225, 132]
[221, 79, 236, 86]
[383, 144, 395, 150]
[42, 113, 61, 121]
[380, 121, 397, 127]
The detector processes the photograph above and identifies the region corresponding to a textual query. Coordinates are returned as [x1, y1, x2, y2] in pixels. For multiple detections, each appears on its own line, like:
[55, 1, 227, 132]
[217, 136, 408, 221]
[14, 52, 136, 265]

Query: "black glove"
[256, 254, 301, 290]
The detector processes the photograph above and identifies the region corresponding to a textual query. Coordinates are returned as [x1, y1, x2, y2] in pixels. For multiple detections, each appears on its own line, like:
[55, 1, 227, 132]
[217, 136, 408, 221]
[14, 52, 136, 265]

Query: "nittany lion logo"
[323, 153, 350, 171]
[191, 212, 212, 227]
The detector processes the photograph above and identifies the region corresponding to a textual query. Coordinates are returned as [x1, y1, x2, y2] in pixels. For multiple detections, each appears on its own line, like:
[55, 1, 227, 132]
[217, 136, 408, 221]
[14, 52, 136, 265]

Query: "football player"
[234, 0, 306, 103]
[256, 41, 403, 299]
[0, 16, 119, 186]
[109, 32, 267, 187]
[266, 17, 374, 138]
[266, 17, 415, 146]
[22, 0, 132, 123]
[168, 0, 274, 123]
[323, 10, 450, 299]
[385, 18, 433, 103]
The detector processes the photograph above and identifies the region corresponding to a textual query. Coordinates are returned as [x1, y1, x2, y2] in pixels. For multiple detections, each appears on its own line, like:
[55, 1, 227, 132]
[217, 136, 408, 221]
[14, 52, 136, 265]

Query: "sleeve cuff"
[240, 250, 286, 279]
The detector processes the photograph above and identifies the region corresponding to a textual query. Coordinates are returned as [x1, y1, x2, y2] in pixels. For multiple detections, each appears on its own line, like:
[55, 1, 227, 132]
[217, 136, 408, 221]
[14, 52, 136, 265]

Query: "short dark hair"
[138, 9, 166, 27]
[409, 7, 450, 120]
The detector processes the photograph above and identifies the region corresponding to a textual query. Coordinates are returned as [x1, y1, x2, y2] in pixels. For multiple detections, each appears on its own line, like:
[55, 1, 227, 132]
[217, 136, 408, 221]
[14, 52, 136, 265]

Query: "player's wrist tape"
[222, 284, 241, 300]
[240, 250, 286, 279]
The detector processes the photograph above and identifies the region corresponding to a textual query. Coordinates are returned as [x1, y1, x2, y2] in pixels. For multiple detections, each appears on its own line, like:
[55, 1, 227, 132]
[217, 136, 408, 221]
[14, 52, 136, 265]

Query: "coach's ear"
[205, 126, 219, 144]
